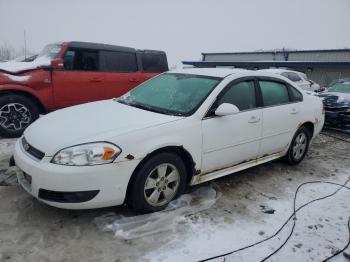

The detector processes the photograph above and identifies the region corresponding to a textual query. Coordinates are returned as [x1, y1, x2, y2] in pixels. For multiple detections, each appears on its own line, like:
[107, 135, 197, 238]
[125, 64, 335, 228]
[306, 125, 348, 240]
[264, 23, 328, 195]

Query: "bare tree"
[0, 42, 16, 62]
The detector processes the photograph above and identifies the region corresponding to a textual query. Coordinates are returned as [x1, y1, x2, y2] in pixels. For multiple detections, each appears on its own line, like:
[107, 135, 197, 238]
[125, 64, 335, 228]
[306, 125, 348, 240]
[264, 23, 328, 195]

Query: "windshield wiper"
[117, 98, 185, 116]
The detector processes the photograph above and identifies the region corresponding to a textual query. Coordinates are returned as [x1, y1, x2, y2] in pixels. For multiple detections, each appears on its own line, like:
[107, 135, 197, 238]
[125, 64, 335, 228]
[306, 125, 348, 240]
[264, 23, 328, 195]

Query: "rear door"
[258, 78, 302, 157]
[100, 50, 143, 99]
[52, 48, 105, 109]
[202, 79, 262, 172]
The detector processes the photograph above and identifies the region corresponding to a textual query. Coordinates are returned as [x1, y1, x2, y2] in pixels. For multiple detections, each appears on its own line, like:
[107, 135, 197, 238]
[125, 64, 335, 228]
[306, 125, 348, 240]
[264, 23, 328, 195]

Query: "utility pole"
[24, 30, 27, 59]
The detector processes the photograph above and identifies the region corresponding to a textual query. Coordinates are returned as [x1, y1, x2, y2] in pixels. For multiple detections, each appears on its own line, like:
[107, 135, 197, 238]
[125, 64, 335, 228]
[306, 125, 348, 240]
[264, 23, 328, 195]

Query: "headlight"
[51, 142, 121, 166]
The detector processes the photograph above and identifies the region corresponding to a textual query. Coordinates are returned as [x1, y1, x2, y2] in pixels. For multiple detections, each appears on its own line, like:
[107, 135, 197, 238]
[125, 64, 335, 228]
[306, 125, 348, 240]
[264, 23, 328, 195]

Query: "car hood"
[24, 100, 183, 156]
[318, 92, 350, 108]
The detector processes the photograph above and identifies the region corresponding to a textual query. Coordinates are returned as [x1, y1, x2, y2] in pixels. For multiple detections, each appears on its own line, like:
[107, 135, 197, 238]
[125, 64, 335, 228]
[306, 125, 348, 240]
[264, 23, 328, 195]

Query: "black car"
[318, 79, 350, 132]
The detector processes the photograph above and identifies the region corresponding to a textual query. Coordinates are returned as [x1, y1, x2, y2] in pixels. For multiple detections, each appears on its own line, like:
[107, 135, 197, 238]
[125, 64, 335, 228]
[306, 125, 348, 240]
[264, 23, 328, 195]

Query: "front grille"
[38, 189, 99, 203]
[22, 137, 45, 160]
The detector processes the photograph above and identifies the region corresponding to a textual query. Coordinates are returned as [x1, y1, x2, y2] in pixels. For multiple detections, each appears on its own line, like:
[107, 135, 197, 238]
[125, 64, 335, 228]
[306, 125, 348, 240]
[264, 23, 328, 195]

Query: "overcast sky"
[0, 0, 349, 67]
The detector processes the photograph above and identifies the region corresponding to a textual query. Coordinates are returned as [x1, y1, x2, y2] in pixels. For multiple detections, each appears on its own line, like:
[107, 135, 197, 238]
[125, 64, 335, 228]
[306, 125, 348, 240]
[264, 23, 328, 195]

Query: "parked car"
[0, 41, 168, 137]
[317, 78, 350, 132]
[14, 68, 324, 213]
[260, 69, 321, 92]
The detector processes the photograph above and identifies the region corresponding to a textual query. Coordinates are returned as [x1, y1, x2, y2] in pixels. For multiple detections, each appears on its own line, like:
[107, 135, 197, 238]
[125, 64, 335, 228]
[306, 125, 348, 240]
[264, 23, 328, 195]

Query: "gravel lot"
[0, 131, 349, 262]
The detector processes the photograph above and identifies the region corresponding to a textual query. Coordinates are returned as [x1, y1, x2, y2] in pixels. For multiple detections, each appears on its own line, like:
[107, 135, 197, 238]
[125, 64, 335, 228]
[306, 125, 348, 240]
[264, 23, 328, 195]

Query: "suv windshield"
[328, 82, 350, 93]
[37, 43, 62, 60]
[118, 73, 221, 116]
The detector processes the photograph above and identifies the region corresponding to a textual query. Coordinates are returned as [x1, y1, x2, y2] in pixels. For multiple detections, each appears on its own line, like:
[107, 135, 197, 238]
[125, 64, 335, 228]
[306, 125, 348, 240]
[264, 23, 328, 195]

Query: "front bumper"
[14, 139, 140, 209]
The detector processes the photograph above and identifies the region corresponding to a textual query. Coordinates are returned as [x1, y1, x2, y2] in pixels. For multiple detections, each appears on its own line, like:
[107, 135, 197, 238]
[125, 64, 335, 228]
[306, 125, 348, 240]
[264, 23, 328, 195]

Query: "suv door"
[100, 50, 142, 99]
[258, 78, 302, 157]
[202, 79, 262, 173]
[52, 48, 105, 109]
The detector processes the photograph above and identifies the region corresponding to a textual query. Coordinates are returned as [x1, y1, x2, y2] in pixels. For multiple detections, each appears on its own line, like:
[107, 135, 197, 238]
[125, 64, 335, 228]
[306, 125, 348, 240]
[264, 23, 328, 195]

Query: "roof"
[169, 68, 247, 78]
[182, 60, 350, 67]
[202, 48, 350, 56]
[259, 68, 305, 74]
[69, 41, 136, 53]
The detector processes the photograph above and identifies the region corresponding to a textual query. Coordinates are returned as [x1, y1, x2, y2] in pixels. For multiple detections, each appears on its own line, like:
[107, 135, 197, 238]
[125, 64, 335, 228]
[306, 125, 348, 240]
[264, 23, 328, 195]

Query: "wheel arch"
[125, 145, 197, 203]
[0, 89, 47, 114]
[299, 121, 314, 138]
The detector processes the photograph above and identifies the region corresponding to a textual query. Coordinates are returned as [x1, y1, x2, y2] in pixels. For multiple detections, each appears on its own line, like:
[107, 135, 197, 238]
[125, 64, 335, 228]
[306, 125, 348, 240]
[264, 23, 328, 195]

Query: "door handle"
[90, 77, 102, 82]
[129, 78, 140, 83]
[248, 116, 260, 123]
[290, 108, 299, 115]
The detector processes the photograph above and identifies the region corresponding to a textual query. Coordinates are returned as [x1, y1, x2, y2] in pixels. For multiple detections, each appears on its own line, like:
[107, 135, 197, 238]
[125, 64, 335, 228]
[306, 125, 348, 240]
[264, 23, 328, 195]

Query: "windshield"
[118, 73, 221, 116]
[328, 82, 350, 93]
[37, 43, 62, 60]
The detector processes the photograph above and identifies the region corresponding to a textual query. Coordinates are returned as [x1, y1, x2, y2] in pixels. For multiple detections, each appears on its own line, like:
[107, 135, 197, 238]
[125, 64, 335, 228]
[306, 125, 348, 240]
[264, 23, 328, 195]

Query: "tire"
[284, 127, 311, 165]
[0, 94, 39, 138]
[128, 152, 188, 213]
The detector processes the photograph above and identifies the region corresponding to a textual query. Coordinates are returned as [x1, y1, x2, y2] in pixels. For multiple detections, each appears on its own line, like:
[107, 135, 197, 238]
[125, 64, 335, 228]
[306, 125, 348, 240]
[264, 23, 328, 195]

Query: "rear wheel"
[284, 127, 311, 165]
[128, 152, 187, 213]
[0, 94, 39, 138]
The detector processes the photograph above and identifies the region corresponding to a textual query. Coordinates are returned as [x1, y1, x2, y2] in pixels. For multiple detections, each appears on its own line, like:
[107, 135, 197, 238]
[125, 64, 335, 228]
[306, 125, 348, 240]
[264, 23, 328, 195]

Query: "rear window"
[140, 52, 168, 72]
[100, 51, 138, 72]
[281, 72, 302, 82]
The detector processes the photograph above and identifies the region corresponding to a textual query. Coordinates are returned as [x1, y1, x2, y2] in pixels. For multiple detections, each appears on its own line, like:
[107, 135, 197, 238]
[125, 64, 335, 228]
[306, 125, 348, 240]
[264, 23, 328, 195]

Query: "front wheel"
[284, 127, 311, 165]
[0, 94, 39, 138]
[128, 152, 187, 213]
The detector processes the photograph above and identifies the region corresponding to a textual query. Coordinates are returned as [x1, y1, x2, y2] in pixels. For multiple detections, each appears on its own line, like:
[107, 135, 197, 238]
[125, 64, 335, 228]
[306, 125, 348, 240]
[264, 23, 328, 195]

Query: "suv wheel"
[285, 127, 311, 165]
[129, 152, 187, 213]
[0, 94, 39, 138]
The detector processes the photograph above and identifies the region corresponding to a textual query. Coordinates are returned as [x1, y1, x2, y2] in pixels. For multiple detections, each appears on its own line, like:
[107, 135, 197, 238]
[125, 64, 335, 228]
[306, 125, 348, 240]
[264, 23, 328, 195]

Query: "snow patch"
[94, 185, 220, 240]
[3, 73, 31, 82]
[0, 56, 51, 73]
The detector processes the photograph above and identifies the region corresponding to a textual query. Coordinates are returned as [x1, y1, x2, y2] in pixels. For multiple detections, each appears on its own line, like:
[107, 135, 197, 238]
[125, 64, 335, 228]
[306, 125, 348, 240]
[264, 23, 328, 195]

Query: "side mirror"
[215, 103, 240, 116]
[51, 58, 64, 70]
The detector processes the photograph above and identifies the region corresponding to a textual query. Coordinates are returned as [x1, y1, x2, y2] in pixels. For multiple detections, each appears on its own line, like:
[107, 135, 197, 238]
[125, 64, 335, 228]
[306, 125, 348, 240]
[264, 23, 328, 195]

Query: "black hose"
[198, 178, 350, 262]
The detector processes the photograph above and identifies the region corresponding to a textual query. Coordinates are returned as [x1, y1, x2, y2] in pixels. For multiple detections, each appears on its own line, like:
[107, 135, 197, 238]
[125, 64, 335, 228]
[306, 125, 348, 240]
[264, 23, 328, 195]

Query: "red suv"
[0, 41, 168, 137]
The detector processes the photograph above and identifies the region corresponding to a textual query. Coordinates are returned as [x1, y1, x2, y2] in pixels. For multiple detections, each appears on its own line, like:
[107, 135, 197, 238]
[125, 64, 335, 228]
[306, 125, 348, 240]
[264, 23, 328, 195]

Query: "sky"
[0, 0, 350, 67]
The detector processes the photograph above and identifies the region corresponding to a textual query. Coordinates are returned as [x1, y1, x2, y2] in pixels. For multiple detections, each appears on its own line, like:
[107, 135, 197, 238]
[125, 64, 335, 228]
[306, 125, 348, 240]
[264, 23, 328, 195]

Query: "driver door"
[201, 79, 262, 173]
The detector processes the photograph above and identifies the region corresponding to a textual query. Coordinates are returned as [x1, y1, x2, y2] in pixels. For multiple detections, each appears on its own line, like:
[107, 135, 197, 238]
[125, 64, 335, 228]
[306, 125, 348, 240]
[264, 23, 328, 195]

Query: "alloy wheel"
[0, 103, 31, 131]
[144, 163, 180, 207]
[292, 132, 307, 160]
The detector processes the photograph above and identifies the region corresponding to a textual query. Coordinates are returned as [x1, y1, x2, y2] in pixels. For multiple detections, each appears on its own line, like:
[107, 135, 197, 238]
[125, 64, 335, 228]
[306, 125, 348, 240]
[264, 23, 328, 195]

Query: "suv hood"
[0, 56, 51, 74]
[24, 100, 183, 156]
[318, 92, 350, 108]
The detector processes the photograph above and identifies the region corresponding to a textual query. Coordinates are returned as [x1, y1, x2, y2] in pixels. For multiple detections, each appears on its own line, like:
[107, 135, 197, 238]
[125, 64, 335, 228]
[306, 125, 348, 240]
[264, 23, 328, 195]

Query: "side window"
[217, 81, 256, 111]
[100, 51, 137, 72]
[259, 80, 290, 107]
[63, 49, 98, 71]
[290, 86, 303, 102]
[287, 72, 302, 82]
[141, 52, 168, 72]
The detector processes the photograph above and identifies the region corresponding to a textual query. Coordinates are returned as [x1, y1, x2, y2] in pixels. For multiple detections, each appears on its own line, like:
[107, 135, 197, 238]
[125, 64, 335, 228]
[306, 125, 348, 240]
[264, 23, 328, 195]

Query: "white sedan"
[14, 68, 325, 212]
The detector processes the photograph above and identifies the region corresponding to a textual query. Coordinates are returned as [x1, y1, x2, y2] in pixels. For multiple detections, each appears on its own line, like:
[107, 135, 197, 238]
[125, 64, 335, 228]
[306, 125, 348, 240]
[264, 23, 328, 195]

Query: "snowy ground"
[0, 131, 349, 262]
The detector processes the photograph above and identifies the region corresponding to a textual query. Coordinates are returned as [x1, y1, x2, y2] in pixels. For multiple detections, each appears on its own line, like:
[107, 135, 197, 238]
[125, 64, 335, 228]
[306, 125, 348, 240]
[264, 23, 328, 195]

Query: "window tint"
[100, 51, 137, 72]
[217, 81, 256, 111]
[63, 49, 98, 71]
[290, 86, 303, 101]
[141, 52, 168, 72]
[259, 81, 290, 106]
